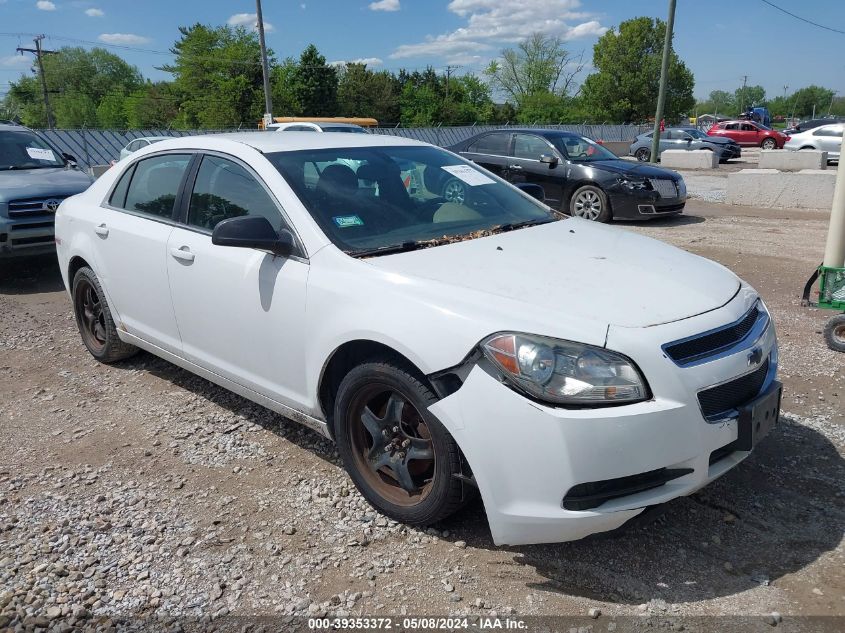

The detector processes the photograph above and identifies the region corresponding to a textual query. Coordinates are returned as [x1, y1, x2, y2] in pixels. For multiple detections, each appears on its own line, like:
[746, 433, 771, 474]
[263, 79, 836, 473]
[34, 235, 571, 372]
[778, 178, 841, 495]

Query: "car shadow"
[438, 415, 845, 604]
[0, 254, 66, 295]
[105, 352, 843, 605]
[615, 214, 706, 228]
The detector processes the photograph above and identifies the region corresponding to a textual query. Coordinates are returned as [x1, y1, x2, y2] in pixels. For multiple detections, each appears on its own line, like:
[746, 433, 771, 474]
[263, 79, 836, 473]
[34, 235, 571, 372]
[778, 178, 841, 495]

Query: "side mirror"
[539, 154, 558, 167]
[212, 216, 294, 257]
[62, 152, 77, 166]
[514, 182, 545, 202]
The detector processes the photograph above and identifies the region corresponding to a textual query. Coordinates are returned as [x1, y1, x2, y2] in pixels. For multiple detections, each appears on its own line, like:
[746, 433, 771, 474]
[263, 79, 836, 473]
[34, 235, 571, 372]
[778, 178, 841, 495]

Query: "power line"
[759, 0, 845, 35]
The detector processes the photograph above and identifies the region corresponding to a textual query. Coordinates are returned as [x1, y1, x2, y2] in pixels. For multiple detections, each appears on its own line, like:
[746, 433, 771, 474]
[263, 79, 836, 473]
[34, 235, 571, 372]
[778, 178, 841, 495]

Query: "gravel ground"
[1, 200, 843, 632]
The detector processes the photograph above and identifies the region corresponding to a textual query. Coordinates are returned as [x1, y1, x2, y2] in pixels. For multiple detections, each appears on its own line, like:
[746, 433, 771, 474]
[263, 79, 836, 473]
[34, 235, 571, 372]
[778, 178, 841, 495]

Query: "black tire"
[442, 178, 467, 204]
[72, 266, 138, 363]
[634, 148, 650, 162]
[823, 314, 845, 353]
[334, 360, 468, 525]
[761, 138, 777, 150]
[569, 184, 612, 222]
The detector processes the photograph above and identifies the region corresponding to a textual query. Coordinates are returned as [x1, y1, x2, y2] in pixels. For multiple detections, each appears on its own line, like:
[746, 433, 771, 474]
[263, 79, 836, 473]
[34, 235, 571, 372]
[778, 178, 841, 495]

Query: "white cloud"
[98, 33, 151, 45]
[85, 7, 103, 16]
[390, 0, 606, 63]
[36, 0, 56, 10]
[369, 0, 399, 11]
[227, 13, 275, 33]
[328, 57, 384, 68]
[0, 55, 32, 68]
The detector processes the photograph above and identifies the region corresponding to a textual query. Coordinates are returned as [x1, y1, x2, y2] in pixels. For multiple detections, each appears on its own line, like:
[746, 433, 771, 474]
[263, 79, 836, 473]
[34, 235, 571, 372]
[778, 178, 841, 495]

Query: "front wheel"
[442, 178, 467, 204]
[334, 361, 468, 525]
[72, 267, 138, 363]
[761, 138, 777, 150]
[570, 185, 611, 222]
[634, 147, 651, 162]
[824, 314, 845, 353]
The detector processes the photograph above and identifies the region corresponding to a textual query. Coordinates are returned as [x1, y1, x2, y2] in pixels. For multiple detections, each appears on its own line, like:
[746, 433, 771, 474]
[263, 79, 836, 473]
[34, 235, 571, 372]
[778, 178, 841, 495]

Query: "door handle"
[508, 164, 523, 171]
[170, 247, 195, 263]
[94, 224, 109, 237]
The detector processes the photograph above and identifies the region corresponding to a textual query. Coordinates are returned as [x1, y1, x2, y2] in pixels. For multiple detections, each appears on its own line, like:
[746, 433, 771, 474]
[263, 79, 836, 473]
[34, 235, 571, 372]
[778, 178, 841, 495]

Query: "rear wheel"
[634, 147, 651, 162]
[570, 185, 611, 222]
[761, 138, 777, 150]
[72, 267, 137, 363]
[334, 360, 468, 525]
[824, 314, 845, 353]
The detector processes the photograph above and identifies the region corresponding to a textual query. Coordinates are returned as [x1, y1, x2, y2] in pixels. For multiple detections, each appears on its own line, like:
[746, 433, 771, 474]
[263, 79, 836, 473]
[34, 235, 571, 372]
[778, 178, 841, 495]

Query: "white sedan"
[54, 133, 781, 545]
[784, 123, 843, 160]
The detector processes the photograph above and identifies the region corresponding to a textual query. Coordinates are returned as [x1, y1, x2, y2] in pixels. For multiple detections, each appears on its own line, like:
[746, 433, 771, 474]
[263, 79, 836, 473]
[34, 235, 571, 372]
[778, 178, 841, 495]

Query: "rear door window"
[122, 154, 192, 219]
[466, 133, 511, 156]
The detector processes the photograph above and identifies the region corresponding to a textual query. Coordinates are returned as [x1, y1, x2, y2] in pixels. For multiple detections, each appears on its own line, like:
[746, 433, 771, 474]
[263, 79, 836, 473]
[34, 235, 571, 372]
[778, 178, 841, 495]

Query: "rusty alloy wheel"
[347, 384, 436, 506]
[73, 277, 107, 353]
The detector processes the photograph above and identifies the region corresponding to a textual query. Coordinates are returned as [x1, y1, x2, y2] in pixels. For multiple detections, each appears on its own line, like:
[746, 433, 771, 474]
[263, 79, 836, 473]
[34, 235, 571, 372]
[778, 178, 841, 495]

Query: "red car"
[707, 120, 788, 149]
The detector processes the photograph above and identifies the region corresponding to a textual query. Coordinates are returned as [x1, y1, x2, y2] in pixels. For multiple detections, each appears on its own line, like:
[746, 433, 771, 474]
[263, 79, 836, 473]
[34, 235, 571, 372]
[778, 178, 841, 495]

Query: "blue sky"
[2, 0, 844, 104]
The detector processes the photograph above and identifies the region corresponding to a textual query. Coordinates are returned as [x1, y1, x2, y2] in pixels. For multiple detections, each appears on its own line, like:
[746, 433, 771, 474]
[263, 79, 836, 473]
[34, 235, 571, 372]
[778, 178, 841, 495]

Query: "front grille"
[7, 196, 65, 217]
[649, 178, 678, 198]
[698, 359, 769, 420]
[562, 467, 693, 511]
[665, 304, 761, 365]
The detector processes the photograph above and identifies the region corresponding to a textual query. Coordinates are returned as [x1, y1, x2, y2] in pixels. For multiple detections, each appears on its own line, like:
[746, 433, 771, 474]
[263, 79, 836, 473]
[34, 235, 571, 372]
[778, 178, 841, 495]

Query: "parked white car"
[119, 136, 171, 160]
[783, 123, 843, 160]
[54, 133, 781, 545]
[268, 121, 367, 133]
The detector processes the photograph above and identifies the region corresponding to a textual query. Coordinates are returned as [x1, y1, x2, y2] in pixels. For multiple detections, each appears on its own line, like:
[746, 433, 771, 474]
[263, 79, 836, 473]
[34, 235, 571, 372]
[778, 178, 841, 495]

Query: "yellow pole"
[823, 129, 845, 267]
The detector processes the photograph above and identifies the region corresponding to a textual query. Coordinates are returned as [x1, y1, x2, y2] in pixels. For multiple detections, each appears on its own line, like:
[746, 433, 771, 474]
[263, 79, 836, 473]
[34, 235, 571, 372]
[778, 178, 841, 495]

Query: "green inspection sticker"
[333, 215, 364, 228]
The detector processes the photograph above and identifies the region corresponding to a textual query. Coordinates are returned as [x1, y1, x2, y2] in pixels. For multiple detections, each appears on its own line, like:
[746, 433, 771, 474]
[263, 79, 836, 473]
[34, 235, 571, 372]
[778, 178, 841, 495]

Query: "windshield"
[323, 126, 367, 133]
[550, 135, 617, 162]
[267, 145, 555, 255]
[0, 130, 65, 170]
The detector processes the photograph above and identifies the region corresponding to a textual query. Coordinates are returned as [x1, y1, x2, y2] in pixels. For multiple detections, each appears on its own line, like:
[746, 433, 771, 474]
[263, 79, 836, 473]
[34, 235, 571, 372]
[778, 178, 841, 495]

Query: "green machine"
[803, 266, 845, 352]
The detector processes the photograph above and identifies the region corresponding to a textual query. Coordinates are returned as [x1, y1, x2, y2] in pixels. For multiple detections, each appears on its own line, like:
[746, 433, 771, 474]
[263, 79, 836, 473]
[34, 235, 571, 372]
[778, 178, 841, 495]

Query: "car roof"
[142, 131, 425, 154]
[0, 123, 34, 132]
[133, 136, 172, 141]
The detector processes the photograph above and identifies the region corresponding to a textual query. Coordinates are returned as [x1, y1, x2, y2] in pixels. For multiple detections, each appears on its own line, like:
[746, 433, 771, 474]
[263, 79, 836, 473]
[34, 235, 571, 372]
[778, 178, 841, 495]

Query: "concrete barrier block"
[758, 149, 828, 170]
[660, 149, 718, 169]
[726, 168, 836, 209]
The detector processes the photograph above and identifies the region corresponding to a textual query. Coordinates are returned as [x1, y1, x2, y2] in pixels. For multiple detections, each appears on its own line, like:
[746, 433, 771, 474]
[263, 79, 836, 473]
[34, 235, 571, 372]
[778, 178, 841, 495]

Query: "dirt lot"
[1, 200, 843, 632]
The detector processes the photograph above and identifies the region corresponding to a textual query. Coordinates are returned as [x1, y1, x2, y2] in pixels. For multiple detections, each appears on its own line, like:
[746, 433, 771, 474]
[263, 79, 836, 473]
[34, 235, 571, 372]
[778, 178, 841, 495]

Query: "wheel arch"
[318, 339, 435, 439]
[68, 255, 92, 286]
[566, 180, 613, 215]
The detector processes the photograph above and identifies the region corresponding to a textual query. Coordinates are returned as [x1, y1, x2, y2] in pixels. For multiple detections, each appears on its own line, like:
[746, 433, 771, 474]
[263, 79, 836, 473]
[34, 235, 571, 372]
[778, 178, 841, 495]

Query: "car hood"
[367, 218, 740, 329]
[578, 159, 679, 179]
[701, 136, 735, 145]
[0, 167, 92, 203]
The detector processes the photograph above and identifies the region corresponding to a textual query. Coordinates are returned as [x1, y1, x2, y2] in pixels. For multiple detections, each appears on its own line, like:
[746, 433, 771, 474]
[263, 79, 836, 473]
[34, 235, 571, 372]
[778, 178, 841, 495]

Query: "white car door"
[165, 153, 310, 408]
[93, 153, 191, 353]
[814, 125, 843, 155]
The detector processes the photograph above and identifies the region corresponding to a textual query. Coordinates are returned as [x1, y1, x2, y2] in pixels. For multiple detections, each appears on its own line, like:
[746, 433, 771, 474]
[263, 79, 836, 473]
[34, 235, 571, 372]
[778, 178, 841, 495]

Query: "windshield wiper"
[349, 241, 423, 258]
[488, 218, 555, 234]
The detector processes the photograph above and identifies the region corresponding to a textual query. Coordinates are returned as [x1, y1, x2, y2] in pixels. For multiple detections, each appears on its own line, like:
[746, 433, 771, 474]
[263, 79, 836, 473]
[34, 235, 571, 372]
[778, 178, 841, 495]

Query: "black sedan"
[444, 129, 686, 222]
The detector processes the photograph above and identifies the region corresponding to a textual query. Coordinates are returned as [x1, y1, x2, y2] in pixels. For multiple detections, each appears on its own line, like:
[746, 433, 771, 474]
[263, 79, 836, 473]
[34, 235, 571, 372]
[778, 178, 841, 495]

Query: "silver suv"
[0, 123, 92, 257]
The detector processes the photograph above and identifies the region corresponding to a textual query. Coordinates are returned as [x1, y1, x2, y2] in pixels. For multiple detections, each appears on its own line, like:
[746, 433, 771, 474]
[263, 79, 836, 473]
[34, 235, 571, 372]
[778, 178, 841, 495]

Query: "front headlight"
[481, 332, 648, 406]
[618, 176, 648, 190]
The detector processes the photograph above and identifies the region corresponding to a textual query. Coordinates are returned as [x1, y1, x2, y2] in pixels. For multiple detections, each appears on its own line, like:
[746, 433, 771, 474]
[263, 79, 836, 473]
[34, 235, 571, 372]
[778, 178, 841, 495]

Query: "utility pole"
[739, 75, 748, 113]
[444, 65, 460, 103]
[17, 35, 56, 129]
[650, 0, 677, 162]
[783, 85, 788, 100]
[255, 0, 273, 128]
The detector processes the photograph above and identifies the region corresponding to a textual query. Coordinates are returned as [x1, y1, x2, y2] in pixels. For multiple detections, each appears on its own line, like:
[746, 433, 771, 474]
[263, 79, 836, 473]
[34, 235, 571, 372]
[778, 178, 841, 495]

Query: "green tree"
[8, 46, 142, 127]
[161, 24, 267, 128]
[337, 62, 400, 123]
[485, 33, 584, 106]
[790, 85, 836, 118]
[124, 81, 181, 128]
[270, 57, 301, 115]
[290, 44, 338, 116]
[735, 84, 765, 112]
[580, 17, 695, 123]
[516, 91, 570, 124]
